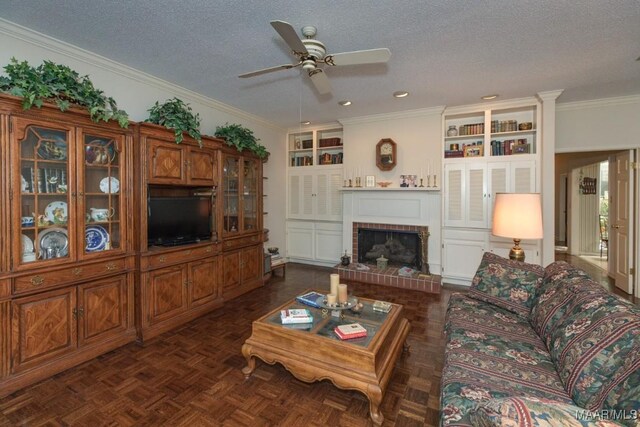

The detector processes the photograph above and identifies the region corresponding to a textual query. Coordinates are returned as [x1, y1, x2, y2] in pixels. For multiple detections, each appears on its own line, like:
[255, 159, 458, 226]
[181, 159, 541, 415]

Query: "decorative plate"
[85, 225, 109, 252]
[21, 234, 34, 254]
[39, 227, 69, 257]
[44, 201, 68, 223]
[37, 137, 68, 160]
[85, 139, 117, 165]
[99, 177, 119, 194]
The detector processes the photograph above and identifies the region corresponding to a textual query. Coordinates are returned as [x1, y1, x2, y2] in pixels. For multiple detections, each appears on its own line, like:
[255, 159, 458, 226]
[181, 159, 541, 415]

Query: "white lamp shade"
[492, 193, 543, 239]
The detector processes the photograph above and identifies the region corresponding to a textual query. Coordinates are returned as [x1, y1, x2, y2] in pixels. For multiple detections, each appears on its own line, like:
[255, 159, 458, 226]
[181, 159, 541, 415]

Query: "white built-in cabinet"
[441, 99, 541, 285]
[286, 127, 344, 267]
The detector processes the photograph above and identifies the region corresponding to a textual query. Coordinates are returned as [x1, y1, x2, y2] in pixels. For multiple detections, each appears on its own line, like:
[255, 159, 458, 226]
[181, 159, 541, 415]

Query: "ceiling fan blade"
[308, 69, 332, 95]
[270, 20, 308, 55]
[324, 48, 391, 66]
[238, 63, 299, 78]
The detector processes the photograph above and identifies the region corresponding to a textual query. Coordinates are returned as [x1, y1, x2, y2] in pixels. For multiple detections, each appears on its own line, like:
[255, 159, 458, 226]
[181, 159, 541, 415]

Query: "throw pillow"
[470, 397, 626, 426]
[468, 252, 543, 317]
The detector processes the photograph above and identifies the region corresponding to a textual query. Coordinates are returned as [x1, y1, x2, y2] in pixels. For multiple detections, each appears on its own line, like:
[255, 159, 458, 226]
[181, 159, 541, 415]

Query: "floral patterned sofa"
[441, 253, 640, 426]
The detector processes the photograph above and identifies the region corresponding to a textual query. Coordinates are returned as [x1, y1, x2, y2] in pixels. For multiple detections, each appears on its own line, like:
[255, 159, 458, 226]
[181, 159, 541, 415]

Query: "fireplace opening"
[357, 228, 422, 270]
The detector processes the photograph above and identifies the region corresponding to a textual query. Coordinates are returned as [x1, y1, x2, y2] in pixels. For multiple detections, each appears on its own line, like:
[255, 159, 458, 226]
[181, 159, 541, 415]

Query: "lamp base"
[509, 238, 525, 262]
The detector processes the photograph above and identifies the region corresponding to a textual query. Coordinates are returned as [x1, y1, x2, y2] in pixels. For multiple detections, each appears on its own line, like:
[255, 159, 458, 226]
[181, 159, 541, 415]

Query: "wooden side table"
[271, 262, 286, 278]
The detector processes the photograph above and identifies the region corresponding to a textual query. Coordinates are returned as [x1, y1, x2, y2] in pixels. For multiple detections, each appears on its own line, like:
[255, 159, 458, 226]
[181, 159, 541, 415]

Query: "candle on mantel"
[338, 283, 348, 304]
[326, 293, 337, 306]
[330, 274, 339, 296]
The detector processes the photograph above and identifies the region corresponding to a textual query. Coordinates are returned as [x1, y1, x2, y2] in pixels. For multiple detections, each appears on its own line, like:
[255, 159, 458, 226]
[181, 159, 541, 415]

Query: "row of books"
[490, 140, 531, 156]
[458, 122, 484, 136]
[291, 156, 313, 166]
[318, 153, 343, 165]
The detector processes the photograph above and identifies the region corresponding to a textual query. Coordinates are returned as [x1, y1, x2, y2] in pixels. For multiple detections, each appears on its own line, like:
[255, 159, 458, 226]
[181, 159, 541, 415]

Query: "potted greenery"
[146, 97, 202, 146]
[0, 57, 129, 128]
[214, 123, 269, 159]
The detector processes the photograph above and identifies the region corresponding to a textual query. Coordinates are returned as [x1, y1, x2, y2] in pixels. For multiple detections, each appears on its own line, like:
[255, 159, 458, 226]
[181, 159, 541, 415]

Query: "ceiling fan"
[239, 21, 391, 95]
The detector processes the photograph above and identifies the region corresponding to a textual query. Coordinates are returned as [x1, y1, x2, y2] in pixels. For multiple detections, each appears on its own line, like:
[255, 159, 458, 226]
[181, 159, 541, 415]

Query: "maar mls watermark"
[576, 409, 638, 422]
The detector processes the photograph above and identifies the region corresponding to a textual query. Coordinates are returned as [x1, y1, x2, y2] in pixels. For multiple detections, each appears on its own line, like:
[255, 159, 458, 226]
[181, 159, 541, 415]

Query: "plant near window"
[214, 123, 268, 159]
[146, 97, 202, 146]
[0, 58, 129, 128]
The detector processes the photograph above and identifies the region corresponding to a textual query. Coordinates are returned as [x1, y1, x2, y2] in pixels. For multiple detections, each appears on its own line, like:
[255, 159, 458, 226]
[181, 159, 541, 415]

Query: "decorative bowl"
[267, 247, 279, 254]
[378, 181, 392, 188]
[518, 122, 533, 131]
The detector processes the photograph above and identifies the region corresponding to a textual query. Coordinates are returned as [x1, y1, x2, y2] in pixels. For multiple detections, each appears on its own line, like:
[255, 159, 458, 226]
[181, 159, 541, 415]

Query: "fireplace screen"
[357, 228, 421, 270]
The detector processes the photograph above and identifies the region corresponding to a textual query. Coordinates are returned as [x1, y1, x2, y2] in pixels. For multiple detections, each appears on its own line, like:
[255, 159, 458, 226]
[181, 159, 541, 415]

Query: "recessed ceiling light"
[338, 100, 352, 106]
[481, 94, 499, 100]
[300, 120, 311, 125]
[393, 91, 409, 98]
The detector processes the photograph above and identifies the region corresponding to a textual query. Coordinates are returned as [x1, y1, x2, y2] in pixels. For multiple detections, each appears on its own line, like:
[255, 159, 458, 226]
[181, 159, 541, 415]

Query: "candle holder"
[355, 177, 362, 188]
[426, 175, 431, 188]
[348, 179, 352, 187]
[433, 175, 437, 188]
[316, 296, 358, 320]
[419, 178, 424, 188]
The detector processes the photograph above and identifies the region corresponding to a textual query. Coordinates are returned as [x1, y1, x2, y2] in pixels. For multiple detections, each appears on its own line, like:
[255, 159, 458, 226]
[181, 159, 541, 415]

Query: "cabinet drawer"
[147, 245, 216, 269]
[222, 234, 261, 251]
[14, 259, 127, 294]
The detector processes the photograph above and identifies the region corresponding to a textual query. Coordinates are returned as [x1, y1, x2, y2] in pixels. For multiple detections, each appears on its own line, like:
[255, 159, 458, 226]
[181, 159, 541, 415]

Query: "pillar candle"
[330, 273, 339, 295]
[338, 283, 348, 304]
[326, 293, 337, 306]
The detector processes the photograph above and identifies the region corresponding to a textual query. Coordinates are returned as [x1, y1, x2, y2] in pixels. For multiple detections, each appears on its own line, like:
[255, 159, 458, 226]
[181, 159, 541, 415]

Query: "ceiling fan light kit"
[239, 20, 391, 95]
[393, 91, 409, 98]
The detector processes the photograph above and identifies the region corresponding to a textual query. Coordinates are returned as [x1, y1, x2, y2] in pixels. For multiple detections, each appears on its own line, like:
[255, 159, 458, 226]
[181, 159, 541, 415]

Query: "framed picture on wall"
[400, 174, 417, 187]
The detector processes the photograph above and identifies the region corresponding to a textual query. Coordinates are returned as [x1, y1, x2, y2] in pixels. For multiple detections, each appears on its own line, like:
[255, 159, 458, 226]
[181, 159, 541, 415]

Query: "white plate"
[99, 177, 119, 194]
[44, 201, 68, 223]
[21, 234, 34, 254]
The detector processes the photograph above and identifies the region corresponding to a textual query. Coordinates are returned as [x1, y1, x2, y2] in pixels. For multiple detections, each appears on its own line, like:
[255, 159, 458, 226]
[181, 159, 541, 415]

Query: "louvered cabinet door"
[11, 287, 77, 374]
[188, 257, 220, 308]
[465, 163, 488, 228]
[147, 265, 188, 324]
[487, 162, 509, 229]
[443, 163, 465, 227]
[77, 275, 128, 347]
[188, 148, 216, 185]
[288, 171, 314, 220]
[147, 139, 186, 184]
[315, 167, 343, 221]
[510, 160, 536, 193]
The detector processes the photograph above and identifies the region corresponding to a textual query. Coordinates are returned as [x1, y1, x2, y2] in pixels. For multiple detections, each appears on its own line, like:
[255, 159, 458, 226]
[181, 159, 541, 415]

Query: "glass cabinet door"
[242, 158, 258, 232]
[223, 155, 239, 234]
[80, 132, 125, 256]
[17, 124, 73, 266]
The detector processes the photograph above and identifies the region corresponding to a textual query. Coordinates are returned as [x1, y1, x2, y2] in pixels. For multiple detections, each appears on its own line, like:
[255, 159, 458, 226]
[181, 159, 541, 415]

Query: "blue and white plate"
[85, 225, 109, 252]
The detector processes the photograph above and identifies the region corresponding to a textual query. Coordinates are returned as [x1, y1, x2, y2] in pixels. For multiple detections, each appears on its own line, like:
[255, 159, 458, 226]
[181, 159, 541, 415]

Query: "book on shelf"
[372, 301, 392, 313]
[334, 323, 368, 340]
[281, 308, 313, 324]
[295, 291, 325, 308]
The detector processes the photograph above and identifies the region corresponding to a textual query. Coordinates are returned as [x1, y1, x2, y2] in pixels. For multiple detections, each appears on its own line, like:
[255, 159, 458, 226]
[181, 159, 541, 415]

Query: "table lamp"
[492, 193, 543, 262]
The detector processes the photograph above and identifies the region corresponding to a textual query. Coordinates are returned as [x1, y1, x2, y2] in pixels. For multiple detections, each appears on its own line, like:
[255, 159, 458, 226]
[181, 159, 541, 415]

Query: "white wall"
[0, 19, 288, 252]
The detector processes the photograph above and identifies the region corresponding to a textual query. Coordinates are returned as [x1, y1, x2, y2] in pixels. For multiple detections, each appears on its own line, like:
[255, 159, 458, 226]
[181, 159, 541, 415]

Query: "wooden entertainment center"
[0, 94, 265, 396]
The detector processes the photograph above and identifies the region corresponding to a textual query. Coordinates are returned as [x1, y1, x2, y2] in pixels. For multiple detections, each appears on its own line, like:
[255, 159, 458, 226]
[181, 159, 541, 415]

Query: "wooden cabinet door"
[77, 275, 128, 347]
[240, 245, 262, 283]
[148, 265, 188, 324]
[188, 257, 219, 308]
[188, 149, 216, 185]
[147, 139, 186, 184]
[222, 250, 240, 295]
[11, 287, 77, 374]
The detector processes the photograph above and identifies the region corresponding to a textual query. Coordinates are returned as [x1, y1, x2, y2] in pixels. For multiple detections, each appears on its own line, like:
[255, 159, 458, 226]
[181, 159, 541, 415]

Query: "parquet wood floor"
[0, 264, 460, 426]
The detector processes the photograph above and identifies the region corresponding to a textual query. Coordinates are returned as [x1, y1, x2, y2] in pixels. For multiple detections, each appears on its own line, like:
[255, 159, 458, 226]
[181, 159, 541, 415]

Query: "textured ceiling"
[1, 1, 639, 128]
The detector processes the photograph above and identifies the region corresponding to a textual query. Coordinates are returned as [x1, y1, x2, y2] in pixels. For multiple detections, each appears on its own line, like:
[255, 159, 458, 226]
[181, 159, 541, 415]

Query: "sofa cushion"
[441, 294, 571, 426]
[530, 262, 608, 347]
[468, 252, 543, 317]
[470, 397, 626, 427]
[548, 290, 640, 421]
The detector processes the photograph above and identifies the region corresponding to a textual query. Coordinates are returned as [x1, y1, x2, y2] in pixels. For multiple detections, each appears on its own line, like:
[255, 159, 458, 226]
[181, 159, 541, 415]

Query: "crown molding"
[556, 94, 640, 112]
[338, 105, 445, 125]
[286, 121, 342, 133]
[0, 18, 284, 132]
[443, 96, 540, 115]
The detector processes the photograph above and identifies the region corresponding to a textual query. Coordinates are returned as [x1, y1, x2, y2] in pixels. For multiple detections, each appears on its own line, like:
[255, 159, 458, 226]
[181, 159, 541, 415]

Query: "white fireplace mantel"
[342, 190, 441, 275]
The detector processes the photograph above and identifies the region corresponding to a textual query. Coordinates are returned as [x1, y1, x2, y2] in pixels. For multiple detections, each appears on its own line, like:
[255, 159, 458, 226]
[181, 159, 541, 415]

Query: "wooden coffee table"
[242, 290, 410, 425]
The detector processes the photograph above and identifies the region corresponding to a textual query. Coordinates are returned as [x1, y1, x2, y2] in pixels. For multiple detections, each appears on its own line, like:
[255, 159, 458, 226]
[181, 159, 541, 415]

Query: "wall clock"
[376, 138, 396, 171]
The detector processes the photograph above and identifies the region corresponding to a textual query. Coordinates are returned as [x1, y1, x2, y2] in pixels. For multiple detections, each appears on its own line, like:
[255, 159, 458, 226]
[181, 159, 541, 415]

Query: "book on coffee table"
[281, 308, 313, 324]
[334, 323, 368, 340]
[296, 291, 325, 308]
[373, 301, 392, 313]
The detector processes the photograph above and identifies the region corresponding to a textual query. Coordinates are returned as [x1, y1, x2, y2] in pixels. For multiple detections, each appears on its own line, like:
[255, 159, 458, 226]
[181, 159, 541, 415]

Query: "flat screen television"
[148, 196, 212, 246]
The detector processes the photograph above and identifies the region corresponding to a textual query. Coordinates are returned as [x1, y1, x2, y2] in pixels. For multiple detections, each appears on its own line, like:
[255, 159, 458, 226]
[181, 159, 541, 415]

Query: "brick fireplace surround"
[333, 222, 441, 294]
